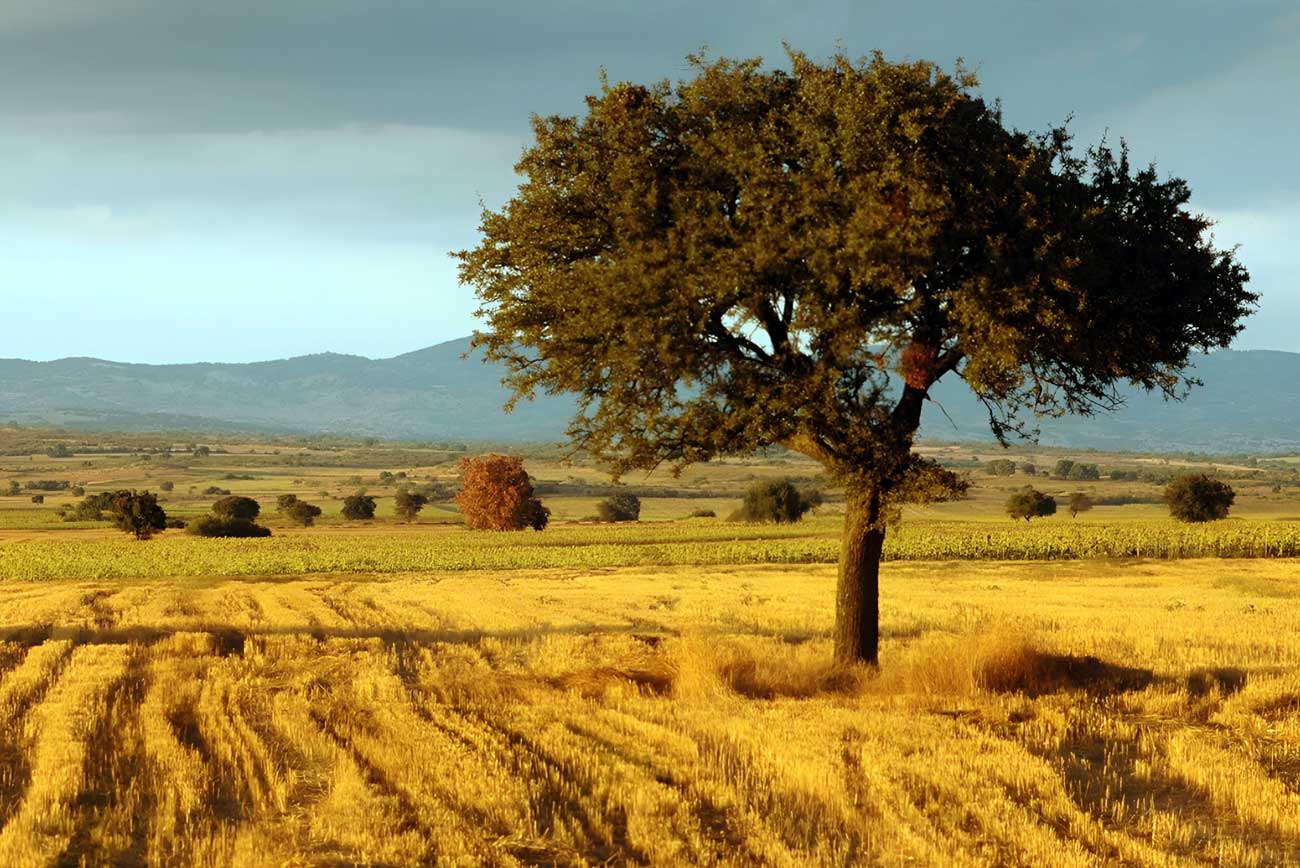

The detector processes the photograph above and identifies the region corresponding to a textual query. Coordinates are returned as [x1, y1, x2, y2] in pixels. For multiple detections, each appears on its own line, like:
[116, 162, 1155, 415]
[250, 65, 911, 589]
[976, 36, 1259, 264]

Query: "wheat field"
[1, 557, 1298, 866]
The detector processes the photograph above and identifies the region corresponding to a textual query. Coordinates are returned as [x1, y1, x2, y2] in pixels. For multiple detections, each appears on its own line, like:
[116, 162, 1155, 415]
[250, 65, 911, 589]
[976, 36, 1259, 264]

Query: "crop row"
[3, 519, 1300, 581]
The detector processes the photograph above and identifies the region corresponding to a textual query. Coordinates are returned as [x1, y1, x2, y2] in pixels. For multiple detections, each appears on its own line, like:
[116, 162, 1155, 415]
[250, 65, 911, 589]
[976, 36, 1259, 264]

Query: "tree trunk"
[833, 485, 885, 666]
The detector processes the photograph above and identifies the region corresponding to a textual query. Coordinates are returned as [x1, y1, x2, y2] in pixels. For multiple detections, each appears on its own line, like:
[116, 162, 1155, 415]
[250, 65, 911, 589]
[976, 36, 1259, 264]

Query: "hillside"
[0, 339, 1294, 452]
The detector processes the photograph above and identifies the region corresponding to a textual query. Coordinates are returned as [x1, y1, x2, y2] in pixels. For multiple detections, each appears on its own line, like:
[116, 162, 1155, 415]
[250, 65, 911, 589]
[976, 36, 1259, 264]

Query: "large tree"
[457, 50, 1254, 665]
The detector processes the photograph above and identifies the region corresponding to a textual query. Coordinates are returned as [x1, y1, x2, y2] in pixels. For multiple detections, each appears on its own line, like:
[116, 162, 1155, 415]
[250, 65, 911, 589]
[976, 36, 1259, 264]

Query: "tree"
[45, 443, 73, 458]
[30, 494, 44, 504]
[187, 515, 273, 537]
[1006, 487, 1057, 522]
[1018, 463, 1037, 477]
[276, 494, 323, 526]
[160, 480, 175, 492]
[107, 489, 168, 539]
[984, 459, 1016, 476]
[5, 481, 19, 496]
[1052, 460, 1076, 479]
[1067, 492, 1093, 518]
[341, 493, 378, 521]
[455, 455, 550, 531]
[732, 478, 820, 523]
[595, 492, 641, 522]
[457, 50, 1254, 664]
[1165, 474, 1234, 522]
[192, 445, 211, 458]
[394, 489, 429, 522]
[211, 495, 261, 521]
[1067, 462, 1100, 481]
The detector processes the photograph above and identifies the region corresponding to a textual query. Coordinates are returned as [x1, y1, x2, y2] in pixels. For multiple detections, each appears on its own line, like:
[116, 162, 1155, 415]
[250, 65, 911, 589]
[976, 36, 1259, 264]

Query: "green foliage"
[275, 495, 323, 527]
[1006, 487, 1057, 522]
[595, 492, 641, 523]
[1165, 474, 1235, 523]
[394, 490, 429, 522]
[459, 48, 1252, 495]
[5, 481, 19, 496]
[1018, 463, 1037, 476]
[984, 459, 1016, 476]
[160, 480, 175, 492]
[202, 486, 230, 496]
[1067, 463, 1100, 481]
[342, 493, 378, 521]
[1052, 460, 1076, 479]
[107, 490, 168, 540]
[1067, 492, 1094, 518]
[732, 479, 820, 524]
[186, 515, 272, 538]
[688, 508, 716, 518]
[211, 496, 261, 522]
[45, 443, 73, 458]
[26, 480, 70, 491]
[30, 494, 44, 504]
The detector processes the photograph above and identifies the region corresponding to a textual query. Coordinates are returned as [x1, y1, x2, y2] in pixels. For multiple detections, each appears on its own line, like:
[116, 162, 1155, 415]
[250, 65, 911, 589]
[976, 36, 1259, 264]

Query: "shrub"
[1067, 492, 1093, 518]
[202, 486, 230, 496]
[1067, 462, 1100, 481]
[70, 485, 85, 497]
[342, 493, 378, 521]
[107, 490, 168, 539]
[984, 459, 1016, 476]
[5, 481, 19, 496]
[595, 492, 641, 522]
[159, 480, 175, 492]
[186, 515, 272, 538]
[1018, 462, 1037, 476]
[455, 454, 550, 531]
[26, 480, 70, 491]
[732, 479, 818, 523]
[688, 508, 716, 518]
[45, 443, 73, 458]
[1005, 487, 1057, 522]
[1165, 474, 1235, 523]
[211, 496, 261, 521]
[284, 500, 323, 526]
[30, 494, 44, 504]
[1051, 459, 1075, 479]
[165, 517, 188, 529]
[394, 490, 428, 522]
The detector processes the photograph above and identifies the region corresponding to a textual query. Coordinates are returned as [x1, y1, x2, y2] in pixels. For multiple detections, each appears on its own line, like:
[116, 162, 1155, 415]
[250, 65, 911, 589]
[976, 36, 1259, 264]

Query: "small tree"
[595, 492, 641, 522]
[160, 480, 175, 492]
[1067, 462, 1100, 481]
[277, 495, 323, 526]
[187, 515, 273, 537]
[455, 455, 550, 531]
[732, 479, 819, 523]
[192, 445, 211, 458]
[1165, 474, 1234, 522]
[108, 489, 168, 539]
[394, 489, 429, 522]
[1067, 492, 1093, 518]
[1006, 487, 1057, 522]
[341, 493, 378, 521]
[1018, 462, 1037, 477]
[984, 459, 1016, 476]
[5, 481, 19, 496]
[212, 495, 261, 521]
[1052, 460, 1076, 479]
[30, 494, 44, 504]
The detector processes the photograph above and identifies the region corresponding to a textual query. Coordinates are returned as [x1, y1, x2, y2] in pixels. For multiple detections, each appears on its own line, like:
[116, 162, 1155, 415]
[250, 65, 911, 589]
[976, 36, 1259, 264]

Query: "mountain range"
[1, 338, 1296, 453]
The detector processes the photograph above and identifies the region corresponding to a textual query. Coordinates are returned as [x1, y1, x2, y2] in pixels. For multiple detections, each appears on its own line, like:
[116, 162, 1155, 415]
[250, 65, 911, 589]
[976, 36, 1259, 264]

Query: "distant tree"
[202, 486, 230, 496]
[732, 479, 819, 523]
[1052, 460, 1076, 479]
[457, 50, 1253, 663]
[1165, 474, 1235, 522]
[45, 443, 73, 458]
[984, 459, 1016, 476]
[107, 489, 168, 540]
[341, 493, 378, 521]
[688, 508, 717, 518]
[187, 515, 272, 538]
[1067, 492, 1094, 518]
[69, 485, 85, 497]
[1018, 462, 1037, 477]
[192, 445, 211, 458]
[595, 492, 641, 522]
[284, 500, 323, 526]
[1006, 487, 1057, 522]
[5, 481, 19, 496]
[455, 455, 549, 531]
[1067, 462, 1100, 481]
[30, 494, 44, 504]
[211, 495, 261, 521]
[277, 493, 300, 511]
[159, 480, 175, 492]
[393, 489, 429, 522]
[378, 471, 397, 486]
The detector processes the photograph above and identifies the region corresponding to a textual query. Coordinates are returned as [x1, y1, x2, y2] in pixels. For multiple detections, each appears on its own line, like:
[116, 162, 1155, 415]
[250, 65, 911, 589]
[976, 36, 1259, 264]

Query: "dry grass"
[0, 559, 1298, 865]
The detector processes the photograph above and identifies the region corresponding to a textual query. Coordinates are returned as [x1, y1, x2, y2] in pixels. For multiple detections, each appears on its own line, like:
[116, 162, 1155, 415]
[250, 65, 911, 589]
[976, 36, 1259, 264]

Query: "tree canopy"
[457, 49, 1254, 664]
[1165, 474, 1235, 523]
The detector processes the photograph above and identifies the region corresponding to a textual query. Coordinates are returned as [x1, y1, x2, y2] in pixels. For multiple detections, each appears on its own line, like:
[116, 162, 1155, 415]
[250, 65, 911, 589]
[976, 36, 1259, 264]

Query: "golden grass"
[0, 559, 1298, 865]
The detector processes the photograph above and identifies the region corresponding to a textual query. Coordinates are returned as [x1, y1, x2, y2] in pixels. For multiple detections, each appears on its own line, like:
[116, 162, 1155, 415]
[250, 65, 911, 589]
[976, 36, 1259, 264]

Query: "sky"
[1, 0, 1296, 364]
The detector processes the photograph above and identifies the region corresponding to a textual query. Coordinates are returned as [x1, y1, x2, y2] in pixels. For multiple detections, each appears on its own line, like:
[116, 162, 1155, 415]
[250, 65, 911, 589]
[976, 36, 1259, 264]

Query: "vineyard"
[6, 518, 1300, 581]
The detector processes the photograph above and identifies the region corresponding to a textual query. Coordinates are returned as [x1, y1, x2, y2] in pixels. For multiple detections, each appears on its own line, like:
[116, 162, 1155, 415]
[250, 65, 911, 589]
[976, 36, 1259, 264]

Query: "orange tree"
[455, 454, 550, 531]
[456, 50, 1254, 665]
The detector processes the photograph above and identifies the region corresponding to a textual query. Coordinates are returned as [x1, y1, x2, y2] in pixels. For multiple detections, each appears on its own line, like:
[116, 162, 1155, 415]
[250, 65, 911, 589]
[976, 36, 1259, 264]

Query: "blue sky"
[1, 0, 1296, 363]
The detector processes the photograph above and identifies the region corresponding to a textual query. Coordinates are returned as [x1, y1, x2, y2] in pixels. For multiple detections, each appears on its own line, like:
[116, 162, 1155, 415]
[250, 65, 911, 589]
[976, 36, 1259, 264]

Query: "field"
[2, 431, 1300, 865]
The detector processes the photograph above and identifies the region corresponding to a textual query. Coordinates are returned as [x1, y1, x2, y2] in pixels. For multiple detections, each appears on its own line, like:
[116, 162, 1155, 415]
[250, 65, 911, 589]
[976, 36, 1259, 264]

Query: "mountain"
[0, 339, 1295, 452]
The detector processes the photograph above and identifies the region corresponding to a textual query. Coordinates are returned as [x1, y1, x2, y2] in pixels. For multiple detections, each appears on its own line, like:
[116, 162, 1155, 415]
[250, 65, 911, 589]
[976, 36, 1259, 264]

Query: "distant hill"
[0, 339, 1295, 452]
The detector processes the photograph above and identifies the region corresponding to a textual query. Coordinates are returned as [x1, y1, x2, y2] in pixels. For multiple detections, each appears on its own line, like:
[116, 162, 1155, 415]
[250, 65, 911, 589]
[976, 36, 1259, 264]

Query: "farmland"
[2, 430, 1300, 865]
